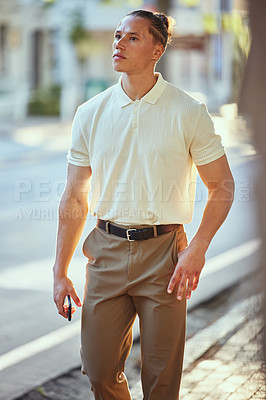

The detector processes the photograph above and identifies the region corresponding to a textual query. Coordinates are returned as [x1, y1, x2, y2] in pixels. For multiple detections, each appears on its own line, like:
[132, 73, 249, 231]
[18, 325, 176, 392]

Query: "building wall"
[0, 0, 63, 119]
[0, 0, 244, 120]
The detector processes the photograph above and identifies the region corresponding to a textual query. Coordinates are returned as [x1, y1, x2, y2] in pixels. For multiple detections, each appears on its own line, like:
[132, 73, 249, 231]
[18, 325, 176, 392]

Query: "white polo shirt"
[68, 73, 224, 225]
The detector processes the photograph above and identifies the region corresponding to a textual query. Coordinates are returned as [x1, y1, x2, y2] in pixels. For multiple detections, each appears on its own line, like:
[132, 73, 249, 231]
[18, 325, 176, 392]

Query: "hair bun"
[155, 12, 175, 44]
[156, 13, 169, 30]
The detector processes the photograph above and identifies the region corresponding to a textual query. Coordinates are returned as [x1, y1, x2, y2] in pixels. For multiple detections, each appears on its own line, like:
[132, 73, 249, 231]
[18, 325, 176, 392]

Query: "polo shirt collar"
[116, 72, 167, 108]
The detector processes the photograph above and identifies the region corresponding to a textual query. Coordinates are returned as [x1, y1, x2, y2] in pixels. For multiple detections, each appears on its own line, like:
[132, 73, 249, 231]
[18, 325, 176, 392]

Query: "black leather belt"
[97, 219, 180, 241]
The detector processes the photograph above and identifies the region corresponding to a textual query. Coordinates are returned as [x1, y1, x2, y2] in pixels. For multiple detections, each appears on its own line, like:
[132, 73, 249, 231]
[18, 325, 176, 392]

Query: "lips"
[113, 53, 126, 60]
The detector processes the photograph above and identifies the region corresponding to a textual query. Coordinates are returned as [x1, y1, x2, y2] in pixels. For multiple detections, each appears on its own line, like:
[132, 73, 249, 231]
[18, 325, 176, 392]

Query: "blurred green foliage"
[36, 386, 47, 396]
[178, 0, 200, 6]
[68, 12, 89, 45]
[41, 0, 57, 9]
[231, 13, 250, 103]
[28, 85, 61, 116]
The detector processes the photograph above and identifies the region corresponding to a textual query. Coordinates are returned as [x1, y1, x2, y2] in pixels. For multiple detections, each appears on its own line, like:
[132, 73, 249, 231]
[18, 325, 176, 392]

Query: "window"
[221, 0, 232, 12]
[0, 24, 8, 73]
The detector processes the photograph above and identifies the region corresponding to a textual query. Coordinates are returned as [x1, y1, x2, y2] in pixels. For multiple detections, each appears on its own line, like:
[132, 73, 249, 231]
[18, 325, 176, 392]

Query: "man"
[53, 9, 234, 400]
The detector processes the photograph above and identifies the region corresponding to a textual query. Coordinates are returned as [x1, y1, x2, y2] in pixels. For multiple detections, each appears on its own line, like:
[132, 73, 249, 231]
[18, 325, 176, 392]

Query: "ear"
[151, 44, 165, 62]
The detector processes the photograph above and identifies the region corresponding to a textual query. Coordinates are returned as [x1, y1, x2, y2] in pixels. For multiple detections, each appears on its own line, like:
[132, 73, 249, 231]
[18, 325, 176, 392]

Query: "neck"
[121, 71, 158, 101]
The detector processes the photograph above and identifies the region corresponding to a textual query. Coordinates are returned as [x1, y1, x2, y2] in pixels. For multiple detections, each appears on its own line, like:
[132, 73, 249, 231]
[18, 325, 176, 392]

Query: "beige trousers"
[81, 223, 188, 400]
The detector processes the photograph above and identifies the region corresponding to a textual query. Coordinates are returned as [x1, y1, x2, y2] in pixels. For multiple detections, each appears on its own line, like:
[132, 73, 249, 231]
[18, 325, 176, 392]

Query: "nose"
[115, 36, 126, 49]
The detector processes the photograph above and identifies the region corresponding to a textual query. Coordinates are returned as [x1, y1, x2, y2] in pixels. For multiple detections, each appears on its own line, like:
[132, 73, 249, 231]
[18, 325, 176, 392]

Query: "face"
[112, 16, 164, 74]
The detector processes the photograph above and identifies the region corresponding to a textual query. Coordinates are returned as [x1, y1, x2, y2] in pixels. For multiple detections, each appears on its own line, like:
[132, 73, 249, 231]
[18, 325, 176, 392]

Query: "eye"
[130, 37, 137, 41]
[115, 34, 121, 40]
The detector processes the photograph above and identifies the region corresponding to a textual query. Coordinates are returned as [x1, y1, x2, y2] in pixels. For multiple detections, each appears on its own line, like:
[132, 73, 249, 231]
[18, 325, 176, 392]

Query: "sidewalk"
[180, 315, 265, 400]
[0, 117, 71, 168]
[15, 269, 265, 400]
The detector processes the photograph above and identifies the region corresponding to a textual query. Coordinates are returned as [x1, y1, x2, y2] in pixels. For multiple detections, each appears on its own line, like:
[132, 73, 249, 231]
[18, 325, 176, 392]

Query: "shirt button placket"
[132, 100, 139, 135]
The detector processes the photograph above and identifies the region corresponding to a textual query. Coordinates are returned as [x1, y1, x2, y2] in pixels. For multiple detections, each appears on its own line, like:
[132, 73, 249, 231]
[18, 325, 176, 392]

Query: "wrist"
[53, 264, 68, 279]
[190, 236, 210, 254]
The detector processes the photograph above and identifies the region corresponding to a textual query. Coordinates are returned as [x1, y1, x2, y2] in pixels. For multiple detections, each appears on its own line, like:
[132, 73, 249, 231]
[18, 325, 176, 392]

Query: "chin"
[112, 61, 126, 73]
[113, 66, 125, 72]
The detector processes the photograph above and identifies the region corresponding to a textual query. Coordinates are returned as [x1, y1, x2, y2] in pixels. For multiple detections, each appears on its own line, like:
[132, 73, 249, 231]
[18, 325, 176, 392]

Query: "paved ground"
[180, 307, 265, 400]
[15, 268, 265, 400]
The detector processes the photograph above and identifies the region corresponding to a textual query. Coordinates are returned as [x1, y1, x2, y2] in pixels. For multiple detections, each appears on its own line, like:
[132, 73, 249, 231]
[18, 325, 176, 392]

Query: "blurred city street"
[1, 0, 265, 399]
[0, 112, 263, 400]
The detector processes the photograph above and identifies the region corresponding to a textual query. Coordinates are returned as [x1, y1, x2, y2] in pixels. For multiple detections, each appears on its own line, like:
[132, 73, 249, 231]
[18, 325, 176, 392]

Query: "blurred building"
[167, 0, 249, 111]
[0, 0, 249, 121]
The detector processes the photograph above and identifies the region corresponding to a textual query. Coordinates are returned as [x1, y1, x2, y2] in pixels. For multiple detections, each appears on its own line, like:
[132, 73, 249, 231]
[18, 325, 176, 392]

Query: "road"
[0, 116, 261, 400]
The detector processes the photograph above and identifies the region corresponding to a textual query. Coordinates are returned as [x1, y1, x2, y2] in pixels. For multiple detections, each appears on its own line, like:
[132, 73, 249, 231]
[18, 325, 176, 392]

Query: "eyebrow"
[115, 30, 141, 37]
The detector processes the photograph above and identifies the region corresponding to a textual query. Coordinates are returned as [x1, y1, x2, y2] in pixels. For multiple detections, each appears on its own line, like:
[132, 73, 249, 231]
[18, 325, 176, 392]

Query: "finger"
[53, 289, 66, 314]
[176, 275, 187, 300]
[58, 293, 71, 318]
[71, 306, 77, 316]
[56, 298, 66, 317]
[59, 305, 68, 319]
[63, 304, 76, 318]
[192, 274, 200, 291]
[69, 288, 82, 307]
[186, 277, 194, 300]
[167, 271, 181, 294]
[63, 304, 68, 317]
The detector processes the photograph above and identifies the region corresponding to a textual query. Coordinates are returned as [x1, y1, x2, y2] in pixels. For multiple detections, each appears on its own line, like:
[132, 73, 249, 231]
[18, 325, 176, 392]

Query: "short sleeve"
[67, 108, 91, 167]
[190, 103, 225, 166]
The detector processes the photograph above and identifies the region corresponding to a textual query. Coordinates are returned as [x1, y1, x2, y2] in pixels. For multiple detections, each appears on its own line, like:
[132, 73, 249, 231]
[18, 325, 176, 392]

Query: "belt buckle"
[126, 228, 136, 241]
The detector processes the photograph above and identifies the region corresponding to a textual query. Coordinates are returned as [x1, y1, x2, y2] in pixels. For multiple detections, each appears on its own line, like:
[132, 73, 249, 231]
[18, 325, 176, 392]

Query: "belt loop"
[153, 226, 158, 238]
[106, 221, 110, 234]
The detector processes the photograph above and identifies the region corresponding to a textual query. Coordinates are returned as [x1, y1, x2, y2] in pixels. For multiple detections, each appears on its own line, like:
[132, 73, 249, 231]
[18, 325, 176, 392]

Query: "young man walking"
[53, 10, 234, 400]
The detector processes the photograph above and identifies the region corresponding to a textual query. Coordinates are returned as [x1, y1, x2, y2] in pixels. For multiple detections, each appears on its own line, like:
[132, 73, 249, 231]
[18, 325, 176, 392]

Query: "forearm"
[168, 183, 234, 299]
[53, 195, 88, 278]
[168, 156, 234, 300]
[191, 184, 234, 252]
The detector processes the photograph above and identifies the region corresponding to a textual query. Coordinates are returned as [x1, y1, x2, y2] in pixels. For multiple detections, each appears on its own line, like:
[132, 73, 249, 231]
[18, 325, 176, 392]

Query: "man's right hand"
[52, 164, 91, 318]
[53, 275, 82, 319]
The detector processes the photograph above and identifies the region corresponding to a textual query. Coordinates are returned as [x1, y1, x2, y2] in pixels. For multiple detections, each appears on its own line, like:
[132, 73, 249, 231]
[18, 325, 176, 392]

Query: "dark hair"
[126, 9, 175, 49]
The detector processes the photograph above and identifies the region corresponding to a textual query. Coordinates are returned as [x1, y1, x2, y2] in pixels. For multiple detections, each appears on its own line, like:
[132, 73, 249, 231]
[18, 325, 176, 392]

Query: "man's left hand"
[167, 242, 206, 300]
